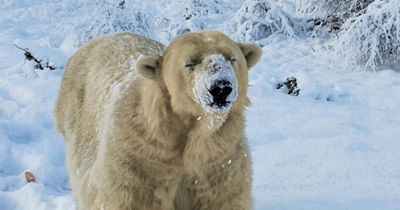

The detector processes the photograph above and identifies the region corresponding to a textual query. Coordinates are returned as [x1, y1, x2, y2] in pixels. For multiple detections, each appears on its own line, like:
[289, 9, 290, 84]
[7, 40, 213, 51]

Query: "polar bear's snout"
[193, 54, 239, 113]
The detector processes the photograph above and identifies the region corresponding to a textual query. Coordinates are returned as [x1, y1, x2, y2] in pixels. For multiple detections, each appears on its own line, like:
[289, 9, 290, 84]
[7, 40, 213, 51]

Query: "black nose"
[209, 80, 233, 107]
[209, 85, 232, 98]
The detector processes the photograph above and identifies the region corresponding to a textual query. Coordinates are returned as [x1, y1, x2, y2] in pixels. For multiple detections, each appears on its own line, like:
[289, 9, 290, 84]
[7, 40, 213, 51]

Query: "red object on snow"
[25, 172, 36, 183]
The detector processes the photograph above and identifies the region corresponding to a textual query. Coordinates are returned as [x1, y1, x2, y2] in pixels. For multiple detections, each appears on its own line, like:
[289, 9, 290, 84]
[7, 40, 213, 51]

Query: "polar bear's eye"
[185, 63, 197, 68]
[185, 60, 201, 69]
[228, 58, 237, 63]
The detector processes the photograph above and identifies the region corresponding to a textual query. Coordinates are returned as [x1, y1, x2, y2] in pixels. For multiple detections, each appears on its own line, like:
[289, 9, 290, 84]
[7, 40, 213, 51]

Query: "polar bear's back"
[56, 33, 163, 136]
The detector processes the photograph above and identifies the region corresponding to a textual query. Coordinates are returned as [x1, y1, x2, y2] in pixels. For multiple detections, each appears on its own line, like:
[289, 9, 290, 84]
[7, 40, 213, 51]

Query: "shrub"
[336, 0, 400, 70]
[226, 0, 298, 42]
[296, 0, 373, 32]
[157, 0, 234, 40]
[73, 0, 154, 46]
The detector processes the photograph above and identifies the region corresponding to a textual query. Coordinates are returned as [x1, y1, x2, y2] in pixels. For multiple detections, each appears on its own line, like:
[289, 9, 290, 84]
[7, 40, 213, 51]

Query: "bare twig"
[15, 44, 56, 70]
[118, 0, 126, 9]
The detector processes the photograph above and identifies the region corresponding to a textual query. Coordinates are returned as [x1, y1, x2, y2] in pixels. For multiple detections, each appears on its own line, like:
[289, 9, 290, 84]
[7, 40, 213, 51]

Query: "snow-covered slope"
[249, 38, 400, 209]
[0, 1, 399, 210]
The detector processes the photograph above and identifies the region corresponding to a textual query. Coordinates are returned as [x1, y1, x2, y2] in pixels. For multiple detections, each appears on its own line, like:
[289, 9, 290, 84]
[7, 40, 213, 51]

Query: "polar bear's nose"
[209, 80, 232, 107]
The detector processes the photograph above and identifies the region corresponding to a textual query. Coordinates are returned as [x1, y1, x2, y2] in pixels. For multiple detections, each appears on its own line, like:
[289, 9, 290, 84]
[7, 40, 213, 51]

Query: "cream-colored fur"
[55, 31, 262, 210]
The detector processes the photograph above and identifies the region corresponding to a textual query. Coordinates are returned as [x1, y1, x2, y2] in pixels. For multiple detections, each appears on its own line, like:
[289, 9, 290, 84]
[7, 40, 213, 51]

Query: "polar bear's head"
[137, 31, 261, 118]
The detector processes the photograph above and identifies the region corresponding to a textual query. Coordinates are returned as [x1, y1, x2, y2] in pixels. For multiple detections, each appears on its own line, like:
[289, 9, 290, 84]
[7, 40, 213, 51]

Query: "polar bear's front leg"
[187, 152, 253, 210]
[93, 155, 182, 210]
[95, 184, 177, 210]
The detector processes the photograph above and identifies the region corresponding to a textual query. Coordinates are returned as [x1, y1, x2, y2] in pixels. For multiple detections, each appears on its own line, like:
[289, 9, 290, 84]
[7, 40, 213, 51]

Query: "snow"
[1, 1, 400, 210]
[248, 38, 400, 209]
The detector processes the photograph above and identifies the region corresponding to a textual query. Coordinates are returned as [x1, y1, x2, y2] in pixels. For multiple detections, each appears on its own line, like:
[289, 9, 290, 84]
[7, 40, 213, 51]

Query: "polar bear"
[55, 31, 261, 210]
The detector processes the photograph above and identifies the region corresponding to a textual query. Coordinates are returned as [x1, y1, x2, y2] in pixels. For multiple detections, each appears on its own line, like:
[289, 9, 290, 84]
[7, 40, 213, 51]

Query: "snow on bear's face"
[137, 31, 262, 118]
[190, 54, 238, 114]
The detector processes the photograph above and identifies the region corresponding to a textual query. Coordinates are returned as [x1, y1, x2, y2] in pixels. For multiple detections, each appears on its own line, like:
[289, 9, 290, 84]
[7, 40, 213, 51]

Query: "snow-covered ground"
[0, 1, 399, 210]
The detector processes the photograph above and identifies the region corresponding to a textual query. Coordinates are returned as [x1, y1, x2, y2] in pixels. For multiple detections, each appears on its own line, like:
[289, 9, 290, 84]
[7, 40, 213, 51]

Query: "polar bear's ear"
[137, 55, 162, 80]
[237, 43, 262, 69]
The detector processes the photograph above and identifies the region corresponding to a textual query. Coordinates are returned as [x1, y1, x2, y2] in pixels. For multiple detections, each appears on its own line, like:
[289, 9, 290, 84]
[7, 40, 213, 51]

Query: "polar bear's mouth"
[209, 100, 231, 108]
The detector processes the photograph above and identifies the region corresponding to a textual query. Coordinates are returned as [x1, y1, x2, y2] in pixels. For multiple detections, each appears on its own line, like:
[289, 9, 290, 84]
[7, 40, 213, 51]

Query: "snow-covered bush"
[183, 0, 224, 23]
[296, 0, 373, 18]
[157, 0, 236, 41]
[226, 0, 298, 43]
[336, 0, 400, 70]
[73, 0, 154, 46]
[296, 0, 373, 32]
